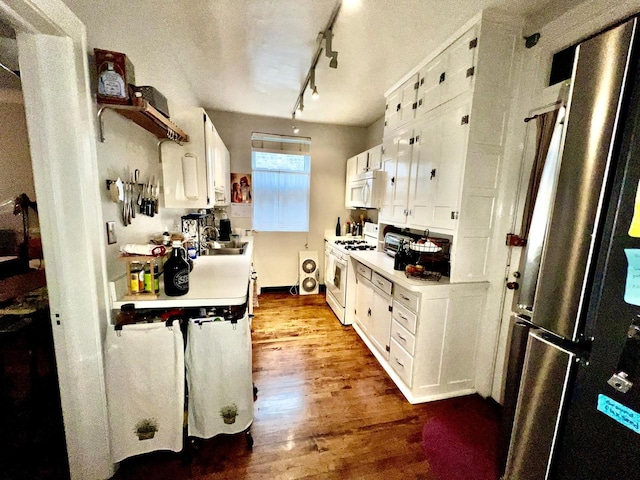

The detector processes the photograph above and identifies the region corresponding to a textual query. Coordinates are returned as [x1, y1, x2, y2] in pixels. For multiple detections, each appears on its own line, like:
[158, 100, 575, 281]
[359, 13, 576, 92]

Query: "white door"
[442, 26, 478, 104]
[355, 275, 373, 333]
[432, 99, 471, 230]
[367, 144, 382, 171]
[369, 288, 392, 360]
[384, 87, 402, 132]
[407, 115, 439, 228]
[398, 74, 419, 127]
[417, 54, 447, 116]
[380, 127, 412, 225]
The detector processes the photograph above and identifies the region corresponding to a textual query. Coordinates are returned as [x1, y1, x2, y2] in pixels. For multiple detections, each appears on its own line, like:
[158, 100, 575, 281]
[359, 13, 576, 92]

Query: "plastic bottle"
[164, 241, 190, 296]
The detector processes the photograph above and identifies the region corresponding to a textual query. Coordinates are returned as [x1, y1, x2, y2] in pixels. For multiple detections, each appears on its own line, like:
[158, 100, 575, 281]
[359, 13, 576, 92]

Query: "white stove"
[325, 223, 379, 325]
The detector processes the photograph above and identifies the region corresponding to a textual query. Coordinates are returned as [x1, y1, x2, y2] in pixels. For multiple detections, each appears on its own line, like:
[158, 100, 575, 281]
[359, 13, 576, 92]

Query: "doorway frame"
[0, 1, 112, 479]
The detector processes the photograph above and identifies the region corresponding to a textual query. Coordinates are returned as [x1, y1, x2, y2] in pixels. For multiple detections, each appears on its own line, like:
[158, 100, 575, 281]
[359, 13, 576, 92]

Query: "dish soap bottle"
[164, 241, 190, 296]
[336, 217, 341, 236]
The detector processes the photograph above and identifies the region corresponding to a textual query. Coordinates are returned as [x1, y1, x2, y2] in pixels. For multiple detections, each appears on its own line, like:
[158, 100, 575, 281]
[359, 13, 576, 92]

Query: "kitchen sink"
[202, 242, 247, 255]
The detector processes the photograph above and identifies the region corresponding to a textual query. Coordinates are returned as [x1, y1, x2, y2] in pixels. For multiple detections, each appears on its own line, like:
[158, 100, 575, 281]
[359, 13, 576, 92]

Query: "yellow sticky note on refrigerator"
[628, 179, 640, 237]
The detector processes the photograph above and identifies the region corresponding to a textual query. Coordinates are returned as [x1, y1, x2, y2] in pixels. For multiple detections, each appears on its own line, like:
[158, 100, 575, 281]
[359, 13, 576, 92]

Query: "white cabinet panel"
[367, 145, 382, 171]
[369, 287, 392, 360]
[391, 320, 416, 355]
[442, 25, 478, 104]
[355, 274, 373, 333]
[379, 127, 412, 225]
[163, 109, 229, 209]
[384, 74, 418, 134]
[407, 115, 439, 227]
[432, 99, 471, 230]
[417, 54, 446, 115]
[389, 339, 413, 387]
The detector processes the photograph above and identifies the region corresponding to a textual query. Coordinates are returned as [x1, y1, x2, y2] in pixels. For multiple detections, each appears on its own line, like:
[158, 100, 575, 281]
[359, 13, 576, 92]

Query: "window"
[251, 133, 311, 232]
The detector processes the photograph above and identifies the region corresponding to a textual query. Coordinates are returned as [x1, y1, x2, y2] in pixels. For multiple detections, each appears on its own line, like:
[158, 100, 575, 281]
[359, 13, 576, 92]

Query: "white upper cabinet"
[367, 144, 383, 171]
[380, 13, 521, 282]
[378, 127, 412, 225]
[442, 25, 478, 104]
[163, 108, 229, 209]
[210, 123, 230, 205]
[385, 74, 418, 132]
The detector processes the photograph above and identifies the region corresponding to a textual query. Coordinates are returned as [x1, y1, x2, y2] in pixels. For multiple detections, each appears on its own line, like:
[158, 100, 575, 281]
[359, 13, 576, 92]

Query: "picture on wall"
[231, 173, 252, 203]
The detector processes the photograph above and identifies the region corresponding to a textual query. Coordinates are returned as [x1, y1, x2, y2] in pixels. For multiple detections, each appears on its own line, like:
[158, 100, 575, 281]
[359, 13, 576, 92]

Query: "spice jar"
[143, 261, 160, 293]
[129, 261, 144, 293]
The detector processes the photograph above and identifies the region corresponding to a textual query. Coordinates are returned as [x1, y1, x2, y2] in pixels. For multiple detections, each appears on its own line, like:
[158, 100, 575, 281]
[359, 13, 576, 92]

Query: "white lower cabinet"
[355, 270, 392, 360]
[353, 261, 488, 403]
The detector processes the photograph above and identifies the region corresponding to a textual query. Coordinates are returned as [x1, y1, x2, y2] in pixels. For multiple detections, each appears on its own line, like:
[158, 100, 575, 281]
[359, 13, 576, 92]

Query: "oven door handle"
[332, 256, 348, 268]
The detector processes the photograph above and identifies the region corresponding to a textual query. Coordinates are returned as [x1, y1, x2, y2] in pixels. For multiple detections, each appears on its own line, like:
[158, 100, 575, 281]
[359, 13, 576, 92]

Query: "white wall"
[207, 110, 366, 287]
[60, 0, 202, 281]
[365, 115, 384, 149]
[0, 91, 34, 235]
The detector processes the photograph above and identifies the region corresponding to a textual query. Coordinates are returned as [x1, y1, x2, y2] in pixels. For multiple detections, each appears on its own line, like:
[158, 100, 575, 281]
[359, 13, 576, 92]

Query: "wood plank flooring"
[112, 292, 499, 480]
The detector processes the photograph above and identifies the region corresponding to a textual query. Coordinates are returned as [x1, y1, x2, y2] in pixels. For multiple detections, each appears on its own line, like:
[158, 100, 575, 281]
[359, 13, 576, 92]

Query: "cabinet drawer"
[392, 301, 417, 334]
[393, 285, 419, 312]
[355, 262, 372, 281]
[371, 272, 393, 296]
[391, 320, 415, 355]
[390, 338, 413, 387]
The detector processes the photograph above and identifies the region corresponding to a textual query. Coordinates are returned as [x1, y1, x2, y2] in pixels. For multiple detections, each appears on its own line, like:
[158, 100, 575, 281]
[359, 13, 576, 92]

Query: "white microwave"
[345, 171, 381, 209]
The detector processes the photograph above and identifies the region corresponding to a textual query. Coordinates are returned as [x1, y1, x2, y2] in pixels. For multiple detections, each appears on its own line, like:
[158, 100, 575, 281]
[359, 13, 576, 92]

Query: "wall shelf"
[98, 98, 189, 145]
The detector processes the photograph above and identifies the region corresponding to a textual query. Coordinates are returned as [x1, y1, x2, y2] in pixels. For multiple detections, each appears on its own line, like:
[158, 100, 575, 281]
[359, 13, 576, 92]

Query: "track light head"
[312, 86, 319, 100]
[293, 125, 300, 134]
[329, 54, 338, 69]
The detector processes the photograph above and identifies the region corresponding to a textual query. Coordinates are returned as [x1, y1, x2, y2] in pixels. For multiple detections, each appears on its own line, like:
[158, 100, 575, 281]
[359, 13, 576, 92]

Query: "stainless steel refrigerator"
[503, 16, 640, 480]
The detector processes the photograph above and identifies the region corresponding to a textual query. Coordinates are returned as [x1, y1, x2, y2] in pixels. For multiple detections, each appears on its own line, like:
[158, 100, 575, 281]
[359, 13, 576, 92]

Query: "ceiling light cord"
[291, 0, 342, 132]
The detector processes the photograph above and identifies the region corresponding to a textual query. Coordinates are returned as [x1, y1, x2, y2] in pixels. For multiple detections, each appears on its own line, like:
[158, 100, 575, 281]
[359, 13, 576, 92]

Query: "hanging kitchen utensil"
[130, 173, 136, 219]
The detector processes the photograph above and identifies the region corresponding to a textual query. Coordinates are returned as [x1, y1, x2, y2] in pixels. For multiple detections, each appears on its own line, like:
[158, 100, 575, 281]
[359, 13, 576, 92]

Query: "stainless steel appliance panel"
[532, 20, 635, 340]
[504, 331, 578, 480]
[517, 111, 565, 314]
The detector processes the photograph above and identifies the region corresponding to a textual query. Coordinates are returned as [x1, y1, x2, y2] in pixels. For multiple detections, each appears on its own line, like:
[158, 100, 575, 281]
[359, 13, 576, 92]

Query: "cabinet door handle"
[430, 168, 436, 180]
[395, 357, 405, 367]
[391, 176, 395, 185]
[367, 308, 372, 317]
[439, 72, 446, 83]
[396, 103, 401, 112]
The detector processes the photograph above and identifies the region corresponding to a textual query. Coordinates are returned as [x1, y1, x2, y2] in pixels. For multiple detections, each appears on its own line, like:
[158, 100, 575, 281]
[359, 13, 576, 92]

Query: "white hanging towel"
[186, 317, 253, 438]
[105, 321, 185, 462]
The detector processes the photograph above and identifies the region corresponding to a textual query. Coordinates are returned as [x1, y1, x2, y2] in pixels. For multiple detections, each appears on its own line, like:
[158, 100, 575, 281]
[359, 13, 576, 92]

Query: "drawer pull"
[395, 357, 405, 367]
[398, 313, 408, 321]
[400, 294, 410, 301]
[376, 280, 384, 288]
[396, 333, 406, 342]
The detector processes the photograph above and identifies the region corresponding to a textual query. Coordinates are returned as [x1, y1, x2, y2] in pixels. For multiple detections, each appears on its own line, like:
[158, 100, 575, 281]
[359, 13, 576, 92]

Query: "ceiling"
[5, 0, 585, 126]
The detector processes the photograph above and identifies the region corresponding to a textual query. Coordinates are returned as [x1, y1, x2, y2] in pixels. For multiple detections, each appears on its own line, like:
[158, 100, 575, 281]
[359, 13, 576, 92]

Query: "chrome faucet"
[201, 225, 220, 249]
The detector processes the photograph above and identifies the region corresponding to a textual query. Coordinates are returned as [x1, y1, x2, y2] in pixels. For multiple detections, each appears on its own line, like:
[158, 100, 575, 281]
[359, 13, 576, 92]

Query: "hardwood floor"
[112, 292, 499, 480]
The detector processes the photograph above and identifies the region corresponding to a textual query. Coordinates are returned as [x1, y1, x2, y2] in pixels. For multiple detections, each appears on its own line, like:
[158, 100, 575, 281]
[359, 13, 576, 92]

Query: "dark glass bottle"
[164, 241, 190, 296]
[336, 217, 341, 236]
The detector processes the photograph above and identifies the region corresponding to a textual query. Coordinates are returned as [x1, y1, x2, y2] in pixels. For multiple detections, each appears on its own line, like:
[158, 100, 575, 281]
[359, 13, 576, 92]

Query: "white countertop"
[345, 249, 493, 293]
[111, 238, 253, 309]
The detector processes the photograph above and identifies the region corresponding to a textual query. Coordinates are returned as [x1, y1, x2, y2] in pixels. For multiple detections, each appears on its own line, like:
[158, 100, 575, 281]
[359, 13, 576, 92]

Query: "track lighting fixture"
[291, 0, 342, 121]
[324, 30, 338, 69]
[311, 68, 319, 100]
